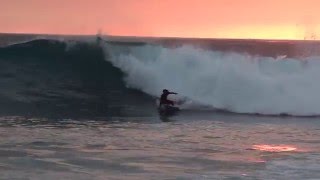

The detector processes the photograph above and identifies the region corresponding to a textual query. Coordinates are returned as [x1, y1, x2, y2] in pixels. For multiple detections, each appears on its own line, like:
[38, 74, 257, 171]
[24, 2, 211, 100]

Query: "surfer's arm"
[169, 92, 177, 95]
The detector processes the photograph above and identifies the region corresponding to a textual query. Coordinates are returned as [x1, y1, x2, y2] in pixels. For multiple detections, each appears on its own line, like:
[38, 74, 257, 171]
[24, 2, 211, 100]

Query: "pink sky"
[1, 0, 320, 39]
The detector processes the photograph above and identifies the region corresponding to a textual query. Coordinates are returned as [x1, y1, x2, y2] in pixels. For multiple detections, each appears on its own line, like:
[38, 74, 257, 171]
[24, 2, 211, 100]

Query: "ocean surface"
[1, 33, 320, 179]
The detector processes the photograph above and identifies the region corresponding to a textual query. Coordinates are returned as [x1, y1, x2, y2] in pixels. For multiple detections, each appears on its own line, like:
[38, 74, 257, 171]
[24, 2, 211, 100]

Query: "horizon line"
[1, 31, 319, 42]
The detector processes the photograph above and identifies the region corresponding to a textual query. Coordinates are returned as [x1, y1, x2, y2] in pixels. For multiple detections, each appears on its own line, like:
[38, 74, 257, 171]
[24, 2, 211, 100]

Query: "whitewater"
[103, 42, 320, 116]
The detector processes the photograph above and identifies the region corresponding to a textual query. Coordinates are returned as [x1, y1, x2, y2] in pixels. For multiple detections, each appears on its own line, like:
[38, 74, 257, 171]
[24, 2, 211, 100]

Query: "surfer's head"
[163, 89, 169, 93]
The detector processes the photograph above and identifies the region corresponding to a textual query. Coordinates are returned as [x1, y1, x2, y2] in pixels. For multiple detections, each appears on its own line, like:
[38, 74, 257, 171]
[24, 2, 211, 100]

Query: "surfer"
[159, 89, 177, 107]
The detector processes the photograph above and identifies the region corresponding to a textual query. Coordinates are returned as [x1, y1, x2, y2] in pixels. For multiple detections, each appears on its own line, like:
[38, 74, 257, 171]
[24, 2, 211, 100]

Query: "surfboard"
[158, 104, 180, 116]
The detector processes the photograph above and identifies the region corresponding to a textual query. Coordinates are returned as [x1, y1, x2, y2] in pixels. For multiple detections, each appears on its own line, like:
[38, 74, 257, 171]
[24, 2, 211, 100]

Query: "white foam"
[103, 44, 320, 116]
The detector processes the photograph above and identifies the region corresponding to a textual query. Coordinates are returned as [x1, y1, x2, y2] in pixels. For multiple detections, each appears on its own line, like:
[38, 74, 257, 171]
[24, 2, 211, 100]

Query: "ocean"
[0, 33, 320, 179]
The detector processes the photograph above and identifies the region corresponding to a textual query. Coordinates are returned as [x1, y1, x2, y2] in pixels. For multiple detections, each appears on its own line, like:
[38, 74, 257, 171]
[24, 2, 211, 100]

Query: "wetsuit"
[160, 92, 176, 106]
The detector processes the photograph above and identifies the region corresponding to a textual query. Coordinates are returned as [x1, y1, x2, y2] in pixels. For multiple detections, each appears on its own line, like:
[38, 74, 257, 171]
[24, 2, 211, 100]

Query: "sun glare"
[252, 145, 297, 152]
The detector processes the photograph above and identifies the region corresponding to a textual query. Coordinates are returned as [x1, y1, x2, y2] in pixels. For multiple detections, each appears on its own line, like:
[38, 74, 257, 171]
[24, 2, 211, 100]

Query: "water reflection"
[0, 115, 320, 179]
[252, 144, 297, 152]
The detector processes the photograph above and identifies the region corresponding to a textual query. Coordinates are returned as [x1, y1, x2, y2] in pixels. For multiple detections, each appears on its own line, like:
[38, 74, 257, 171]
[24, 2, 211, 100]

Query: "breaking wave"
[104, 43, 320, 116]
[1, 37, 320, 117]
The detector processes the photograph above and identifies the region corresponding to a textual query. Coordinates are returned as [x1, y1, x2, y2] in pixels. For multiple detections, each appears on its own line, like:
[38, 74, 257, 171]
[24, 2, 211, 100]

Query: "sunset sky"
[1, 0, 320, 39]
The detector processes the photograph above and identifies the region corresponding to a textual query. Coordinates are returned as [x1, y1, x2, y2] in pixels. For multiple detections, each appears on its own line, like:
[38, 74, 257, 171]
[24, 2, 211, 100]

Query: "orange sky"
[1, 0, 320, 39]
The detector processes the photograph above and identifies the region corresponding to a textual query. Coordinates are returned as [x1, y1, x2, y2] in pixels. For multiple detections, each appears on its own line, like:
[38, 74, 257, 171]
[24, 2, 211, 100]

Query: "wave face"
[0, 39, 154, 118]
[104, 43, 320, 116]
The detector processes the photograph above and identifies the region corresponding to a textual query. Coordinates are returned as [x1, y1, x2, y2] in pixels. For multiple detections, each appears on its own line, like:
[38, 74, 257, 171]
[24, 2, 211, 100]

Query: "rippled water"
[1, 112, 320, 179]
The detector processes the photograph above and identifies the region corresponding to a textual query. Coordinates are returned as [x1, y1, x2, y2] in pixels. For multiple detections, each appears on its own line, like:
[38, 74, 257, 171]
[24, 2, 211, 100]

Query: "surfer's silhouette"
[159, 89, 177, 107]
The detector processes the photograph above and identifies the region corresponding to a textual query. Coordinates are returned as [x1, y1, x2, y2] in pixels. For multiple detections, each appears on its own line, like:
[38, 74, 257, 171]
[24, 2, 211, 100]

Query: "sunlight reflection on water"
[252, 145, 297, 152]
